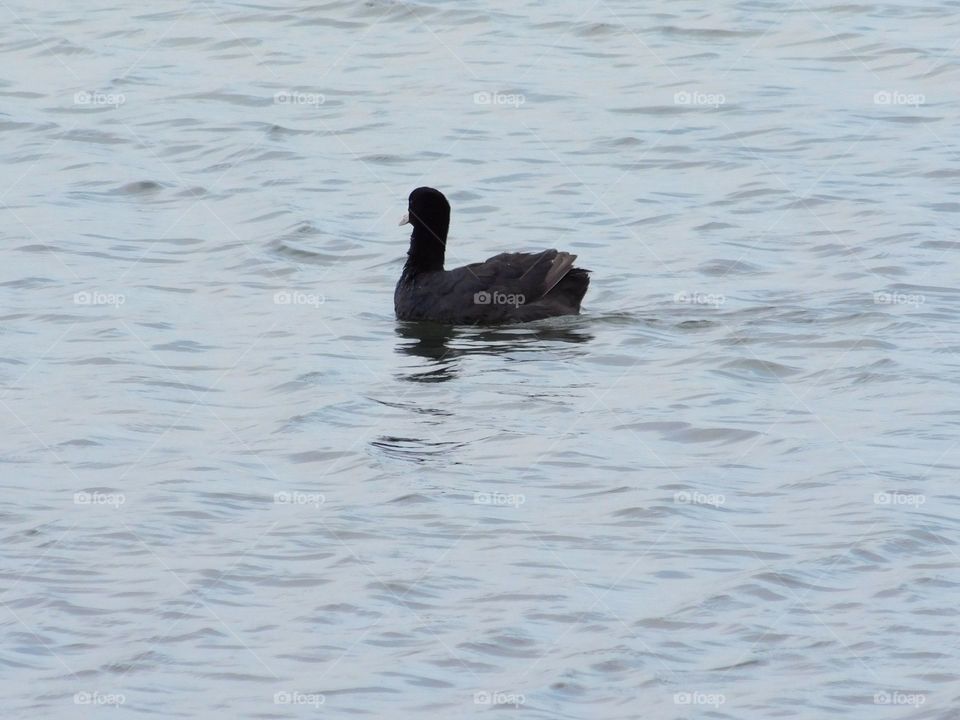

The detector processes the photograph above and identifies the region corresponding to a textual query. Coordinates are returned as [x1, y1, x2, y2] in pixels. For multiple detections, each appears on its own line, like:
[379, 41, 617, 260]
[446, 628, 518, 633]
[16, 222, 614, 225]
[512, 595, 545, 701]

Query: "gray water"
[2, 1, 959, 717]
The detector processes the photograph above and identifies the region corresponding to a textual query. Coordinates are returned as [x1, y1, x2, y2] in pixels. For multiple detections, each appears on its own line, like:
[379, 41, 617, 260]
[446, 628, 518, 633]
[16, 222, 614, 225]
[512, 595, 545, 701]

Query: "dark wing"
[463, 249, 575, 298]
[401, 250, 584, 324]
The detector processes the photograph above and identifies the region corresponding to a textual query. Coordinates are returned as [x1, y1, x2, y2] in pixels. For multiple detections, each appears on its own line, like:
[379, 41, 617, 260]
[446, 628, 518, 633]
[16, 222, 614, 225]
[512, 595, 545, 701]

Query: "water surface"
[2, 1, 959, 718]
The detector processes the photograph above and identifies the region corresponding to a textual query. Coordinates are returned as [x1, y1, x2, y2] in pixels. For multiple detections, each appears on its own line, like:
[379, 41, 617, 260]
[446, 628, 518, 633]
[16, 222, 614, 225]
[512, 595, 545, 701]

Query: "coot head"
[399, 187, 450, 271]
[399, 187, 450, 240]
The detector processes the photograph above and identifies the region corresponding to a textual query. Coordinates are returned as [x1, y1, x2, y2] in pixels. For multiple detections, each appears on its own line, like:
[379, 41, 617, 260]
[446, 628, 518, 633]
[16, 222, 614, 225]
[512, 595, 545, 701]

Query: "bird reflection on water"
[394, 320, 594, 383]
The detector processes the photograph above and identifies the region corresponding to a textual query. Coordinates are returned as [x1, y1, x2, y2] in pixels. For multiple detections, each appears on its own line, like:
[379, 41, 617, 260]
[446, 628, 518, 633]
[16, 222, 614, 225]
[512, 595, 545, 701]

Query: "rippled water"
[3, 1, 960, 717]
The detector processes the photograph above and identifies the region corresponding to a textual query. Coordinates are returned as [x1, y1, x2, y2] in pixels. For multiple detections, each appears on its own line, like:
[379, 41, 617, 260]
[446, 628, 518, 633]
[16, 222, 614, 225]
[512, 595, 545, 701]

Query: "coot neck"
[404, 221, 447, 274]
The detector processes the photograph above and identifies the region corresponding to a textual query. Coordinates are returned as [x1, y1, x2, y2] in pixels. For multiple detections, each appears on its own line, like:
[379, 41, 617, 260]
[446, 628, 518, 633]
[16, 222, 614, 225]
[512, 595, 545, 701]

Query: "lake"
[1, 0, 958, 717]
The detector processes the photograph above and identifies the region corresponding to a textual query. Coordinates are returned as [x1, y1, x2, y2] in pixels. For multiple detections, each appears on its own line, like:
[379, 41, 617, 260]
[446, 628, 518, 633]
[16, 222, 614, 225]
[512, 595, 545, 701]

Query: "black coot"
[394, 187, 590, 324]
